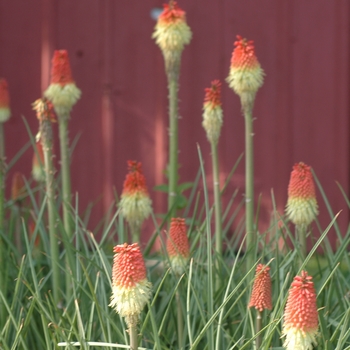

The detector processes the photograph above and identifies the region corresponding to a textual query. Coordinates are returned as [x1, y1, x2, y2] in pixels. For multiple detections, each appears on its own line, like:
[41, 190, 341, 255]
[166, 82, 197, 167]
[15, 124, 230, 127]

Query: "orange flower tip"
[202, 80, 223, 144]
[0, 78, 11, 122]
[44, 50, 81, 114]
[32, 142, 45, 182]
[248, 264, 272, 312]
[11, 172, 26, 202]
[282, 271, 318, 350]
[109, 243, 152, 323]
[226, 35, 264, 96]
[32, 97, 56, 122]
[152, 1, 192, 54]
[286, 162, 318, 226]
[119, 161, 152, 227]
[166, 217, 190, 275]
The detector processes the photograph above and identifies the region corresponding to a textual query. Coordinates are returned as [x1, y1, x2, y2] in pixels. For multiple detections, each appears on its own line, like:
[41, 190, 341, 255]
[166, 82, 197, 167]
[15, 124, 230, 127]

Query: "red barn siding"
[0, 0, 348, 245]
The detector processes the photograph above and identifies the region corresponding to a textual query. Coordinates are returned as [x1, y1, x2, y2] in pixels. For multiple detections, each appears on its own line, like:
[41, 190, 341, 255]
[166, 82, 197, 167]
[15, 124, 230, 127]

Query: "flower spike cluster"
[109, 243, 152, 327]
[44, 50, 81, 115]
[249, 264, 272, 312]
[152, 1, 192, 77]
[286, 162, 318, 226]
[226, 35, 264, 98]
[119, 161, 152, 231]
[166, 217, 190, 275]
[202, 80, 223, 144]
[283, 271, 318, 350]
[0, 78, 11, 123]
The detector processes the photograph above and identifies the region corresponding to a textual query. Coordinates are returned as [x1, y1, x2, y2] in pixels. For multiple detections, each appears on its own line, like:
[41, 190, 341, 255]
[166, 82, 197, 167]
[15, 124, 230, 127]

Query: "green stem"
[129, 325, 138, 350]
[211, 142, 223, 288]
[130, 222, 141, 244]
[255, 310, 262, 349]
[58, 113, 76, 300]
[296, 224, 307, 265]
[167, 78, 179, 219]
[42, 122, 60, 305]
[241, 93, 256, 273]
[58, 114, 72, 239]
[0, 123, 5, 324]
[176, 289, 184, 349]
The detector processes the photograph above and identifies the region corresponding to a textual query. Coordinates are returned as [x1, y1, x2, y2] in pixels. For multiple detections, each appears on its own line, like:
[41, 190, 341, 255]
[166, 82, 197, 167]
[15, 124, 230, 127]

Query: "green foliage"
[1, 139, 350, 350]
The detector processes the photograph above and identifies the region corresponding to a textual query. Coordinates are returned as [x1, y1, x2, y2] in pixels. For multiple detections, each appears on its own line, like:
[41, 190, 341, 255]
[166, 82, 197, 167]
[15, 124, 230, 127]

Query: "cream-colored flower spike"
[152, 1, 192, 77]
[226, 35, 264, 98]
[202, 80, 223, 145]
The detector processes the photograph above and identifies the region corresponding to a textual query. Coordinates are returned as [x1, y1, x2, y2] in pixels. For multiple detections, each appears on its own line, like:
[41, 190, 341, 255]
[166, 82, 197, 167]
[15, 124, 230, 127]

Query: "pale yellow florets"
[169, 254, 188, 276]
[153, 21, 192, 54]
[109, 279, 152, 326]
[226, 67, 264, 97]
[119, 193, 152, 228]
[286, 197, 318, 226]
[202, 105, 223, 144]
[283, 327, 318, 350]
[44, 83, 81, 115]
[0, 108, 10, 123]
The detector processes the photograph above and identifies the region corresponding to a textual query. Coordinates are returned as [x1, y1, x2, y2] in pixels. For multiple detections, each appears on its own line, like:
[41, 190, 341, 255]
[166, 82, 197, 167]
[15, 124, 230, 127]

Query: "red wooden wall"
[0, 0, 349, 245]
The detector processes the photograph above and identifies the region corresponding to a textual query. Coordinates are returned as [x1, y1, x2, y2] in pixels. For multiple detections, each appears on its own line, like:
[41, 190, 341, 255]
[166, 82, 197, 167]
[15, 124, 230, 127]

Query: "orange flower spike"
[122, 161, 149, 196]
[44, 50, 81, 115]
[167, 218, 190, 275]
[286, 162, 318, 226]
[11, 172, 26, 203]
[283, 271, 318, 350]
[202, 80, 223, 144]
[50, 50, 74, 86]
[119, 161, 152, 230]
[226, 35, 264, 98]
[0, 78, 11, 122]
[249, 264, 272, 312]
[109, 243, 152, 327]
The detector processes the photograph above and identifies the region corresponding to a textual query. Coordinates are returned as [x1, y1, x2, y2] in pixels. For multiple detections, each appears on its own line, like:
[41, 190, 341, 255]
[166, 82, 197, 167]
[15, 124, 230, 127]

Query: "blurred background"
[0, 0, 348, 246]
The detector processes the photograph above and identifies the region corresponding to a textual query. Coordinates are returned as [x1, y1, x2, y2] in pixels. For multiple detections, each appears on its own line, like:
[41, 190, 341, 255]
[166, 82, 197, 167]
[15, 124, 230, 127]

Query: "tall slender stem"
[176, 289, 184, 349]
[129, 325, 138, 350]
[211, 142, 223, 288]
[296, 224, 307, 265]
[42, 124, 60, 305]
[255, 310, 262, 349]
[57, 113, 76, 300]
[243, 103, 255, 271]
[167, 78, 179, 219]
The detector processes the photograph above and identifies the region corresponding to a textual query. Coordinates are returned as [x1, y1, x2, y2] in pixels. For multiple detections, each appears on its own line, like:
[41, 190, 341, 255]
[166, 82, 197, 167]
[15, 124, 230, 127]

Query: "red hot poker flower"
[202, 80, 223, 144]
[249, 264, 272, 312]
[226, 35, 264, 97]
[109, 243, 152, 327]
[283, 271, 318, 350]
[119, 161, 152, 233]
[11, 172, 26, 203]
[167, 217, 190, 275]
[44, 50, 81, 114]
[286, 162, 318, 226]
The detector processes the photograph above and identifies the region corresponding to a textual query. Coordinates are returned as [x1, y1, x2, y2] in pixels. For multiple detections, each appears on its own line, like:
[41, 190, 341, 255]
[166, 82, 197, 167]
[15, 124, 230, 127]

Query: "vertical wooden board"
[290, 1, 349, 241]
[53, 0, 104, 229]
[0, 0, 42, 196]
